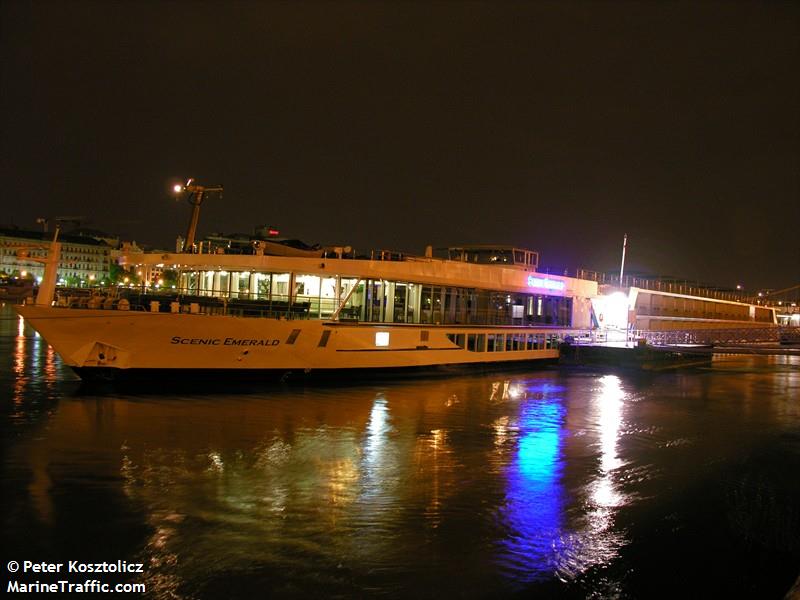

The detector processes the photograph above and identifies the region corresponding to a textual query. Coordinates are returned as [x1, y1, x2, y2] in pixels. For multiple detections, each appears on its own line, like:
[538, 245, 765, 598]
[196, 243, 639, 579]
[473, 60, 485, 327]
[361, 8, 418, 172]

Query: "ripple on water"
[617, 463, 662, 486]
[659, 437, 696, 449]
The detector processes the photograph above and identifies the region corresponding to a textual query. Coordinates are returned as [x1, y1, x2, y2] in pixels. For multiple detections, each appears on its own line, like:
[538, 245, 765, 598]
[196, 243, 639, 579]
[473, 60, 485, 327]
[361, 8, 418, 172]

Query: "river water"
[2, 304, 799, 599]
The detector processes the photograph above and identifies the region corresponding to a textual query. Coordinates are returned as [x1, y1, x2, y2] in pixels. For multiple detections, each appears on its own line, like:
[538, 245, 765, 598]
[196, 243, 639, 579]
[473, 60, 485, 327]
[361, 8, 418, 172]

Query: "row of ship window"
[178, 271, 574, 327]
[292, 329, 562, 351]
[446, 332, 561, 352]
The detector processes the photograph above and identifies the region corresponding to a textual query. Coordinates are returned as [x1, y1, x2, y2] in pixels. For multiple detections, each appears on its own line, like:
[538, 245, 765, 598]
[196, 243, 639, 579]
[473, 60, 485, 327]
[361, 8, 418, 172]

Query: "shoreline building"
[0, 227, 114, 285]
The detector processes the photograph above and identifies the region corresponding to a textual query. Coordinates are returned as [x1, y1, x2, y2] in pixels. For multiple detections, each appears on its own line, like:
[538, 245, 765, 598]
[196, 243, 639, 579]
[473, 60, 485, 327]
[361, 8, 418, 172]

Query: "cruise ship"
[16, 235, 600, 381]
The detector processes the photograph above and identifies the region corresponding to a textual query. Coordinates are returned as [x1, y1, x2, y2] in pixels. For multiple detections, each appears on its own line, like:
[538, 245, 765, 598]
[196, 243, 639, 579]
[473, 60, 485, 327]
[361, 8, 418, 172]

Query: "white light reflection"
[361, 394, 395, 498]
[253, 437, 292, 513]
[358, 393, 402, 546]
[207, 451, 224, 473]
[119, 445, 184, 598]
[365, 394, 391, 467]
[572, 374, 628, 572]
[13, 315, 28, 400]
[326, 459, 358, 508]
[429, 428, 446, 451]
[507, 384, 523, 400]
[493, 415, 512, 448]
[490, 380, 513, 403]
[594, 374, 624, 505]
[422, 428, 453, 528]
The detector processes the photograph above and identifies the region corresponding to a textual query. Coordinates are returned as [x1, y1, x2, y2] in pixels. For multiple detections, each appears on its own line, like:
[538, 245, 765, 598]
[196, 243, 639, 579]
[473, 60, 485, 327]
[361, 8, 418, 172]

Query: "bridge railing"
[634, 327, 800, 346]
[568, 269, 757, 303]
[561, 326, 800, 347]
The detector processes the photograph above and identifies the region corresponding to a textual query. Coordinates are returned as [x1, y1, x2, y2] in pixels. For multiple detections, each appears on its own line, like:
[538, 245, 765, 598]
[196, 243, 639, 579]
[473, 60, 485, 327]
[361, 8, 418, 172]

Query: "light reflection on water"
[2, 305, 800, 598]
[497, 381, 566, 582]
[4, 308, 66, 427]
[494, 375, 630, 585]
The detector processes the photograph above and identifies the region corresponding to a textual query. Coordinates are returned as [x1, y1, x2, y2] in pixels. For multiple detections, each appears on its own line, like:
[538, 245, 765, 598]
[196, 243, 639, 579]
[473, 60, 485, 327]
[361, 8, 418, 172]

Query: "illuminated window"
[375, 331, 390, 347]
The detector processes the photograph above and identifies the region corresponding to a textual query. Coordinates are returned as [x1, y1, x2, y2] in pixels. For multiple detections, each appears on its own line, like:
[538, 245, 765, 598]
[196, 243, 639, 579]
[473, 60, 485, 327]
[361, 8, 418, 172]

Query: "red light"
[267, 228, 280, 237]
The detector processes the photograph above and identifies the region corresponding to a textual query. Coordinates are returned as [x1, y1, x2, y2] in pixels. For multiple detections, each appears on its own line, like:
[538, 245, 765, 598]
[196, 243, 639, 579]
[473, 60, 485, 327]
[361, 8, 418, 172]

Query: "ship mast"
[619, 233, 628, 284]
[15, 225, 62, 306]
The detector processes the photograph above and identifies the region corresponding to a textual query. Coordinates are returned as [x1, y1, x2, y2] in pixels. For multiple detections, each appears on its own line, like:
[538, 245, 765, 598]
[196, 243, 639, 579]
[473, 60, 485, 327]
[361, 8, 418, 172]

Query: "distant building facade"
[0, 228, 114, 284]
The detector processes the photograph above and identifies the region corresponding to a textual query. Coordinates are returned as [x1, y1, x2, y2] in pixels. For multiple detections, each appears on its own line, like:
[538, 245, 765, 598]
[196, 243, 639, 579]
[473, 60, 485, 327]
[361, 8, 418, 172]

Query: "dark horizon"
[2, 1, 798, 290]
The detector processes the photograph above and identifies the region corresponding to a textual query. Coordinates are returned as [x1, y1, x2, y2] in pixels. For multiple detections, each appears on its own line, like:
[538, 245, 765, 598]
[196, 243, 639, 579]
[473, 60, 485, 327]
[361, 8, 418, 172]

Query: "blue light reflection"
[499, 383, 567, 582]
[498, 376, 630, 584]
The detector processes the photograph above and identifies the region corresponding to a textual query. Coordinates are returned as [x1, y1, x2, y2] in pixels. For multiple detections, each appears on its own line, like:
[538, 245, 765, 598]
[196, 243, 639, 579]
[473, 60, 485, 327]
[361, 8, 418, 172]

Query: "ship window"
[488, 333, 505, 352]
[252, 273, 270, 300]
[471, 249, 513, 264]
[392, 282, 408, 323]
[338, 278, 364, 321]
[420, 330, 429, 342]
[375, 331, 390, 347]
[237, 272, 251, 299]
[286, 329, 301, 345]
[318, 330, 331, 347]
[365, 279, 385, 322]
[272, 273, 290, 301]
[446, 333, 466, 348]
[295, 274, 334, 319]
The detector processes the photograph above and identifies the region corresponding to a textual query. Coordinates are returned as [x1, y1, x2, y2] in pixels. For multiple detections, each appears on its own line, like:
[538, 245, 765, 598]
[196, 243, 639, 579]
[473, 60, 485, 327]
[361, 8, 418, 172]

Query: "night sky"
[1, 1, 798, 290]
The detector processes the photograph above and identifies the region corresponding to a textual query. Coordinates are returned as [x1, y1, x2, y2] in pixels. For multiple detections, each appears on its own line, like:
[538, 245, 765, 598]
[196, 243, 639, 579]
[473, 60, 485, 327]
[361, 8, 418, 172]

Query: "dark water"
[2, 305, 799, 599]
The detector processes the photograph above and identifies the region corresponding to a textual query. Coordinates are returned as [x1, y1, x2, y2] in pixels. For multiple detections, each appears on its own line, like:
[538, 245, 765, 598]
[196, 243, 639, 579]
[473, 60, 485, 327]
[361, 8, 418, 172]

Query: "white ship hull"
[17, 305, 562, 381]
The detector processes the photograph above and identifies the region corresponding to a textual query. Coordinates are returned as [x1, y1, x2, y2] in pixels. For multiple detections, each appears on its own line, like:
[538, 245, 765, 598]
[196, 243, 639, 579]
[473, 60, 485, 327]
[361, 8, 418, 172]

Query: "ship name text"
[170, 336, 280, 346]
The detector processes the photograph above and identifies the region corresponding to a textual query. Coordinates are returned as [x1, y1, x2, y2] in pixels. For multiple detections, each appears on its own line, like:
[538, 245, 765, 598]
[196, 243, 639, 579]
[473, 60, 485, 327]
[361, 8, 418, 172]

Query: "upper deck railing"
[565, 268, 760, 304]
